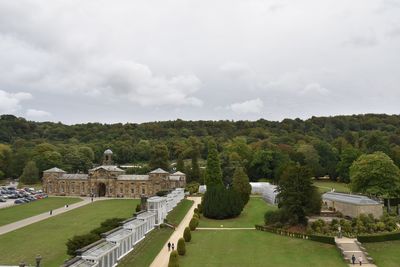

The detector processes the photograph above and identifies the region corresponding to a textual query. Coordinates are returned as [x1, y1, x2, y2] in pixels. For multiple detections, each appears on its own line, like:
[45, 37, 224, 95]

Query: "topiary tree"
[202, 184, 244, 219]
[177, 238, 186, 256]
[189, 217, 198, 230]
[168, 250, 179, 267]
[205, 140, 223, 187]
[232, 166, 252, 205]
[183, 227, 191, 242]
[135, 204, 141, 213]
[197, 203, 203, 214]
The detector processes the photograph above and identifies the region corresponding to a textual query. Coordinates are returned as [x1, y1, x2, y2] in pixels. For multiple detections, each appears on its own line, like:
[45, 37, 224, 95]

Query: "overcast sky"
[0, 0, 399, 124]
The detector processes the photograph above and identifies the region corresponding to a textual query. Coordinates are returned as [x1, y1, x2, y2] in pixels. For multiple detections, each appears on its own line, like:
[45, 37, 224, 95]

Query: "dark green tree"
[149, 144, 169, 170]
[176, 154, 185, 172]
[277, 164, 321, 225]
[232, 166, 251, 205]
[20, 160, 40, 184]
[168, 250, 179, 267]
[205, 140, 223, 187]
[336, 147, 361, 183]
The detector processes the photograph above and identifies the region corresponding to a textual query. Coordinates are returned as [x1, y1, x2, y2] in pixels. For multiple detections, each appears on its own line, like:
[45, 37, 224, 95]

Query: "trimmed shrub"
[184, 227, 191, 242]
[192, 213, 200, 220]
[203, 184, 244, 219]
[135, 204, 141, 213]
[168, 250, 179, 267]
[177, 238, 186, 256]
[197, 203, 203, 214]
[194, 208, 199, 214]
[357, 231, 400, 243]
[189, 218, 198, 230]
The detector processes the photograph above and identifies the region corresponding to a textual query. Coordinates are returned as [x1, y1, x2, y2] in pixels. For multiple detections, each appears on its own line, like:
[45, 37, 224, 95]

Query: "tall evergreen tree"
[232, 166, 251, 205]
[176, 154, 185, 172]
[20, 160, 39, 184]
[278, 164, 321, 225]
[149, 144, 169, 170]
[205, 140, 223, 187]
[191, 155, 200, 182]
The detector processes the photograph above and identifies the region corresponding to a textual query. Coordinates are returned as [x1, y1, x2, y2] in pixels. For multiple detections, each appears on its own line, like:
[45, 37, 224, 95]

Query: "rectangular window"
[142, 188, 145, 194]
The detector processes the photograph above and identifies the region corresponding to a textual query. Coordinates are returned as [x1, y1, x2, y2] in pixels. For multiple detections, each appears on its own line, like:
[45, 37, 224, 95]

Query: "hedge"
[255, 225, 335, 245]
[357, 231, 400, 243]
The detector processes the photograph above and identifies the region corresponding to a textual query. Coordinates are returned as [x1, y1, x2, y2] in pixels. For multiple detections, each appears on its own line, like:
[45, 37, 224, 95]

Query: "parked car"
[0, 198, 6, 202]
[14, 199, 25, 204]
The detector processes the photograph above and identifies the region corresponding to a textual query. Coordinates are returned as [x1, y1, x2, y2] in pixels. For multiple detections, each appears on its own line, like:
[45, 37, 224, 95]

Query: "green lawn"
[0, 197, 81, 226]
[199, 197, 276, 228]
[118, 228, 174, 267]
[119, 198, 194, 267]
[0, 199, 139, 266]
[313, 180, 350, 193]
[166, 199, 194, 226]
[179, 230, 347, 267]
[364, 240, 400, 267]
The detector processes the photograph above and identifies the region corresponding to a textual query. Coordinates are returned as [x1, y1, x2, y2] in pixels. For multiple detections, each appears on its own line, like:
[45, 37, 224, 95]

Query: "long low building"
[322, 192, 383, 218]
[250, 182, 279, 205]
[42, 149, 186, 198]
[62, 188, 185, 267]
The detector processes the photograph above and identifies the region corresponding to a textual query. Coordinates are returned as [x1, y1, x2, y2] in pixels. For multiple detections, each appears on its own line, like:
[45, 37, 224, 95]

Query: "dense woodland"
[1, 114, 400, 185]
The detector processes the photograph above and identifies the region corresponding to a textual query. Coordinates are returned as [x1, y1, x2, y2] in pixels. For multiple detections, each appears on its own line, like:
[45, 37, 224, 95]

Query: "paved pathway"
[0, 197, 104, 235]
[150, 196, 201, 267]
[335, 237, 377, 267]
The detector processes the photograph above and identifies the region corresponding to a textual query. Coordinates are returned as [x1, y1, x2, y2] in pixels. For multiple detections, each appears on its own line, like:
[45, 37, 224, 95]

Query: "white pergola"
[147, 196, 168, 225]
[80, 241, 118, 267]
[104, 228, 134, 260]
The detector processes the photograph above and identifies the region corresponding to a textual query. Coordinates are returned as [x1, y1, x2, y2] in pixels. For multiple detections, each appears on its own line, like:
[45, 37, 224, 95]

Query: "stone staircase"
[335, 237, 377, 266]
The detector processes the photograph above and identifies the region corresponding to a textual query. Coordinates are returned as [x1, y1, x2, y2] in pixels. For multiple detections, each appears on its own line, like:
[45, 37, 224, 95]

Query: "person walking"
[49, 210, 53, 215]
[167, 242, 171, 251]
[358, 256, 363, 266]
[351, 254, 356, 265]
[171, 243, 175, 250]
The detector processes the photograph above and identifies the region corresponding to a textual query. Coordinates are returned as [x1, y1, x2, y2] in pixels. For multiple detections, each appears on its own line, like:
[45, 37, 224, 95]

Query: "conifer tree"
[232, 166, 252, 205]
[205, 140, 223, 187]
[176, 154, 185, 172]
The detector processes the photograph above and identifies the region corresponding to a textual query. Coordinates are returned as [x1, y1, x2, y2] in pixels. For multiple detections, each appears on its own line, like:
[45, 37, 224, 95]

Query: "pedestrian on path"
[171, 243, 175, 250]
[49, 210, 53, 215]
[167, 242, 171, 251]
[351, 254, 356, 265]
[358, 256, 362, 266]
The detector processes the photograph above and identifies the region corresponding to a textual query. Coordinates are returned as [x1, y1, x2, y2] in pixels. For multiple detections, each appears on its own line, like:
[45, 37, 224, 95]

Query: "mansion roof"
[150, 168, 169, 174]
[117, 175, 149, 181]
[43, 167, 66, 173]
[89, 165, 124, 172]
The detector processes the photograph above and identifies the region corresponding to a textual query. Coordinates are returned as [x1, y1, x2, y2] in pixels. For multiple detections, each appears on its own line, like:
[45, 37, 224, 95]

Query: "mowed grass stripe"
[179, 230, 347, 267]
[0, 197, 82, 226]
[0, 199, 139, 266]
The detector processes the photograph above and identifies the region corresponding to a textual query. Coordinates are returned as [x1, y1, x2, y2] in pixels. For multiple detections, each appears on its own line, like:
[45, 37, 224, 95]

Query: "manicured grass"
[166, 199, 194, 226]
[199, 197, 276, 228]
[179, 230, 347, 267]
[0, 197, 81, 226]
[0, 199, 139, 266]
[118, 228, 174, 267]
[364, 240, 400, 267]
[313, 180, 350, 193]
[118, 198, 194, 267]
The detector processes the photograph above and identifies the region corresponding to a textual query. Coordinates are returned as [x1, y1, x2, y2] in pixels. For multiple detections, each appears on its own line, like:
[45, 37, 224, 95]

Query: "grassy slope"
[0, 199, 139, 266]
[118, 198, 194, 267]
[199, 197, 276, 228]
[179, 230, 347, 267]
[0, 197, 81, 226]
[364, 241, 400, 267]
[313, 180, 350, 193]
[166, 199, 194, 226]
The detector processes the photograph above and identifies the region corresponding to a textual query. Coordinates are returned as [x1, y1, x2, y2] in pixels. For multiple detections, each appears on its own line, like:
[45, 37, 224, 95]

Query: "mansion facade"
[42, 149, 186, 198]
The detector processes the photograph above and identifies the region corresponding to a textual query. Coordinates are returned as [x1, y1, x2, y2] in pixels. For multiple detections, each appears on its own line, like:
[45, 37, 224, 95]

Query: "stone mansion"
[42, 149, 186, 198]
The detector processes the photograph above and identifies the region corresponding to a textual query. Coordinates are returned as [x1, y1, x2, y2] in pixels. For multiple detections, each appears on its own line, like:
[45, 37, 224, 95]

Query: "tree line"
[2, 114, 400, 185]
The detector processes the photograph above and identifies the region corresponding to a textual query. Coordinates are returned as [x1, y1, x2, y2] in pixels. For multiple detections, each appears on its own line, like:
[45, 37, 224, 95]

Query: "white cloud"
[0, 90, 32, 114]
[26, 109, 51, 118]
[229, 98, 264, 114]
[300, 83, 330, 96]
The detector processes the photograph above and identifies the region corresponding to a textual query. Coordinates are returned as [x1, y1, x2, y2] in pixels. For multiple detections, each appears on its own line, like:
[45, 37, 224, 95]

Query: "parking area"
[0, 185, 48, 209]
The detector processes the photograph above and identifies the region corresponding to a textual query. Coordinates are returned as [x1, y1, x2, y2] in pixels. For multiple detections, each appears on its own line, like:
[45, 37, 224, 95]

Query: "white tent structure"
[250, 182, 278, 205]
